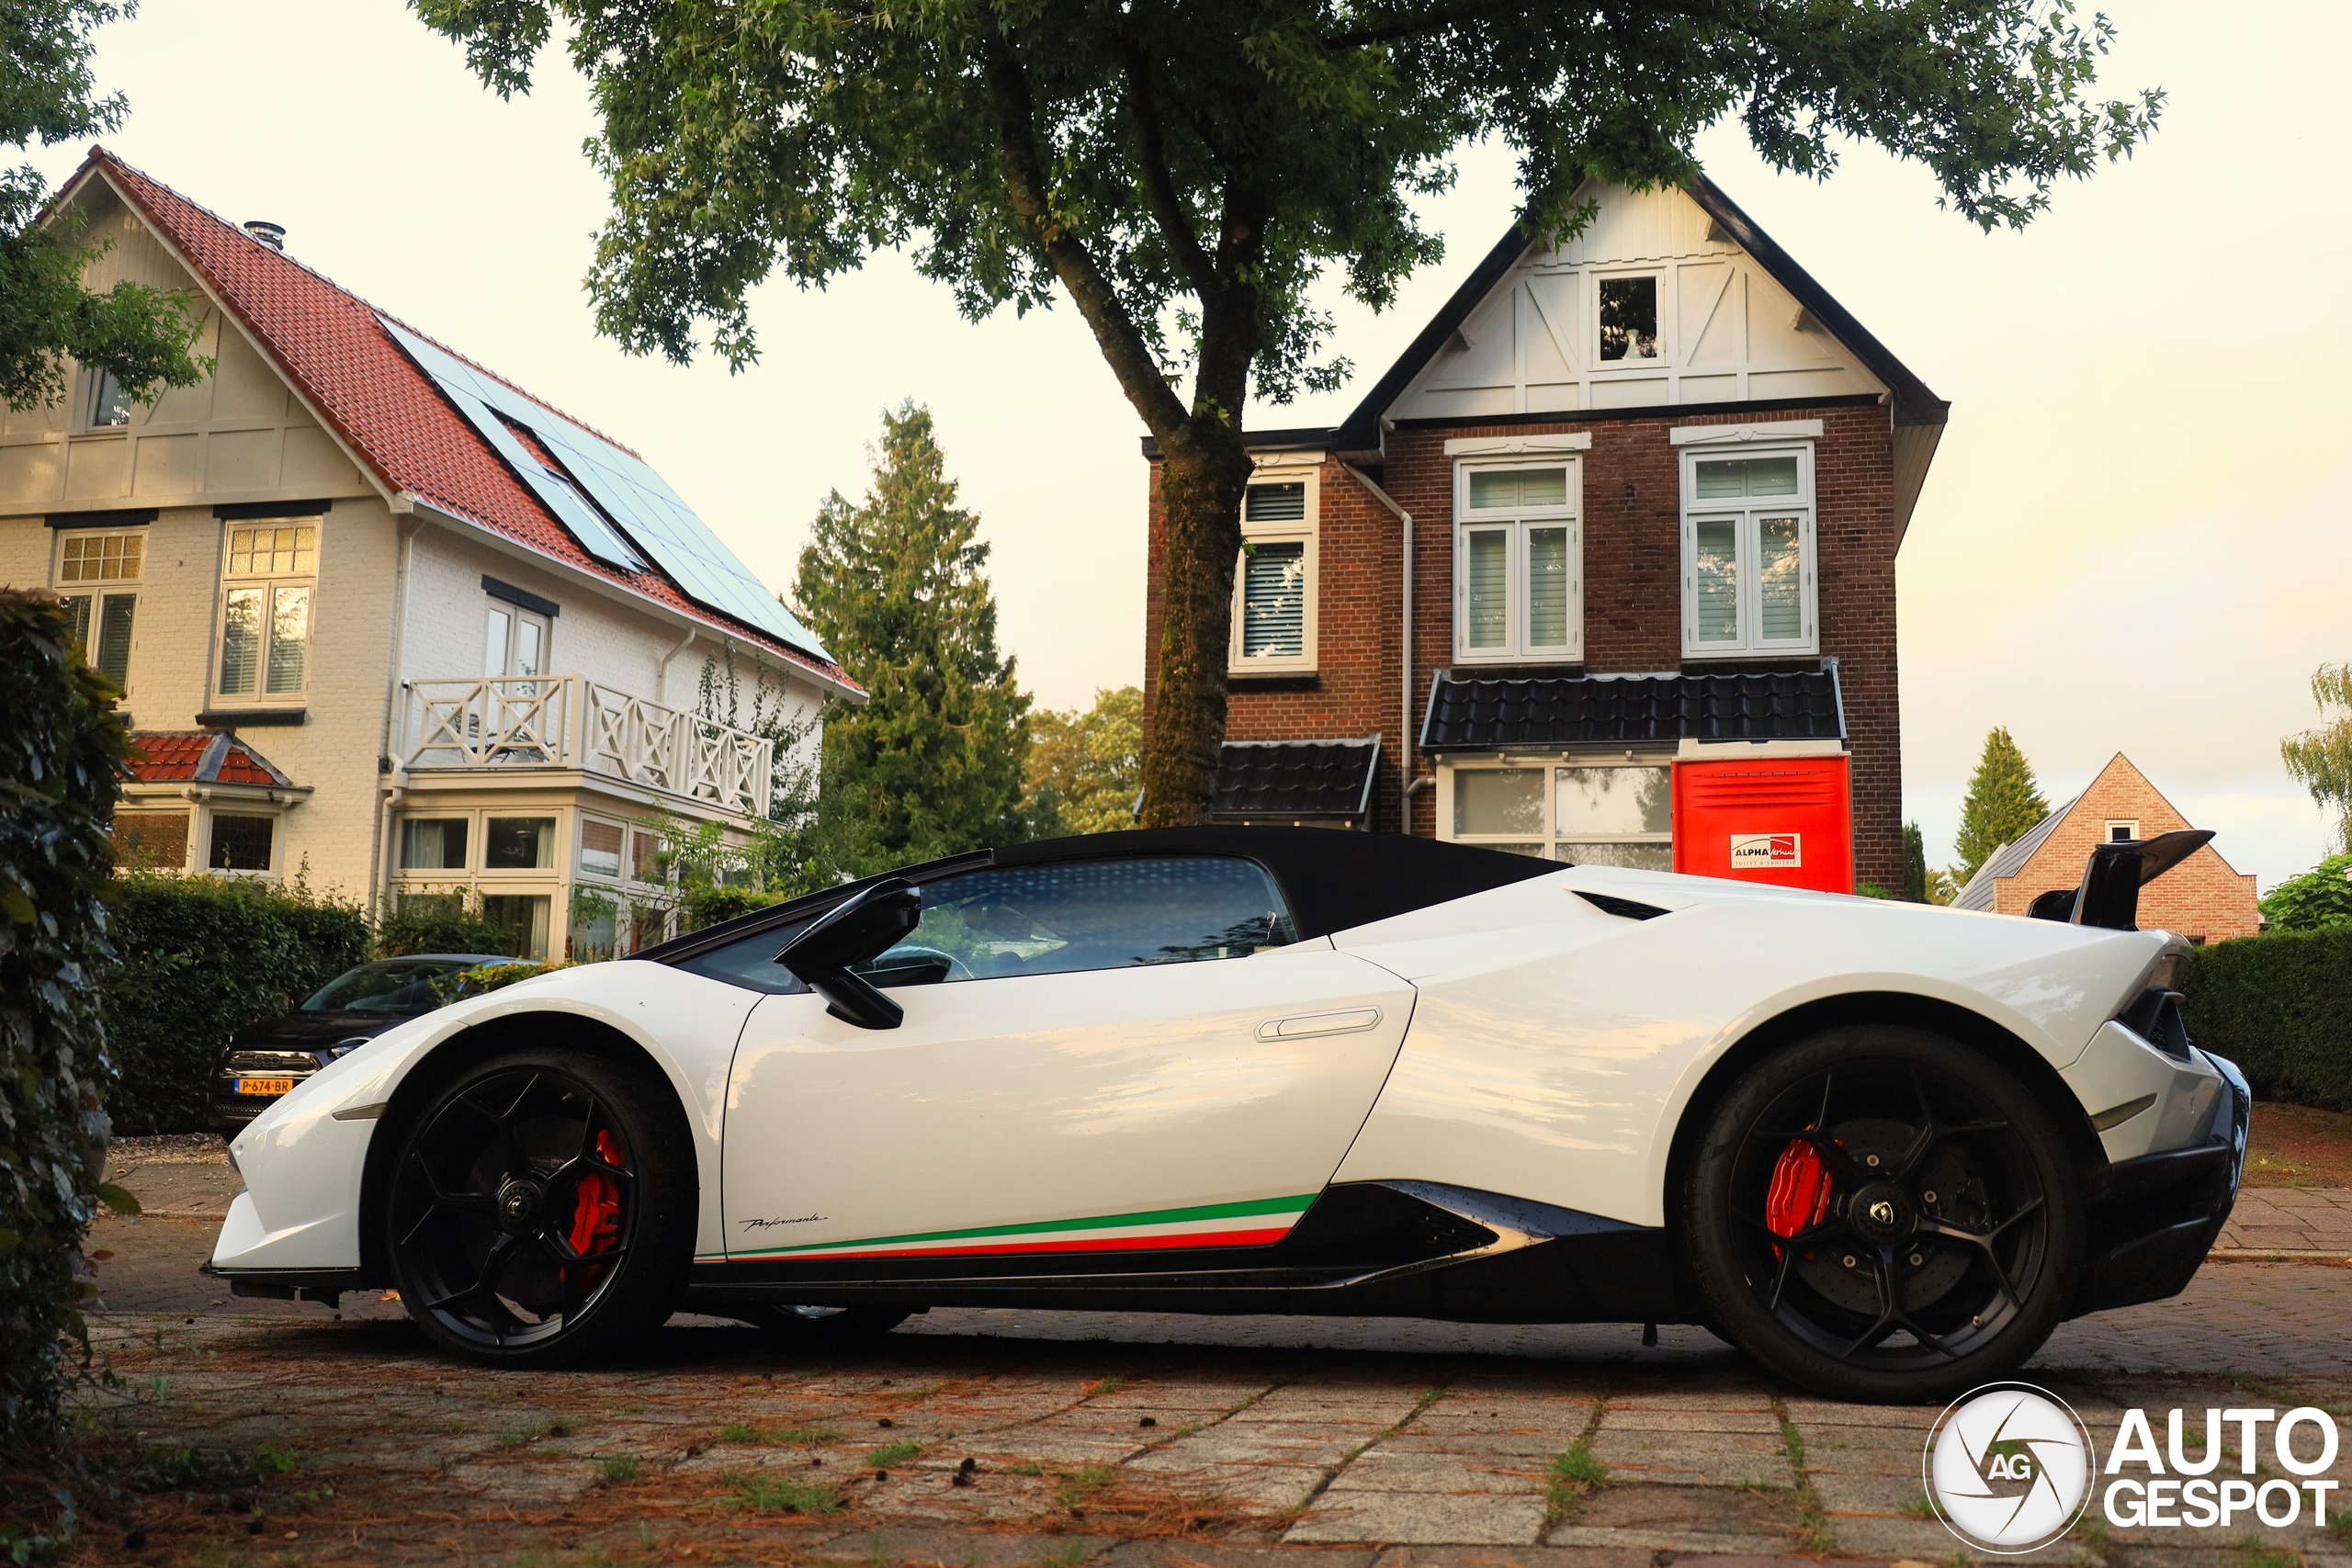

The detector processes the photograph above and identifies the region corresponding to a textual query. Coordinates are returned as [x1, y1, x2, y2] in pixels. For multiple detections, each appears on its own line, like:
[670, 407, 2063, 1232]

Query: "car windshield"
[300, 961, 469, 1014]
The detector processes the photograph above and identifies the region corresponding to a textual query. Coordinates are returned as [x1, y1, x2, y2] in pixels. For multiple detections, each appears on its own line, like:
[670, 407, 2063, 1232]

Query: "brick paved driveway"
[74, 1148, 2352, 1568]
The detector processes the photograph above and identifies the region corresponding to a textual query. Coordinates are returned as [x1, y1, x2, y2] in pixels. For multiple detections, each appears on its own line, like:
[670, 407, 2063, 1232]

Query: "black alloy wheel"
[1683, 1027, 2084, 1403]
[387, 1049, 692, 1364]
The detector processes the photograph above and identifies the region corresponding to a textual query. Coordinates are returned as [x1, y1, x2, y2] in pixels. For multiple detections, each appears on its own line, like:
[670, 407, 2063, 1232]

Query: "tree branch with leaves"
[413, 0, 2158, 823]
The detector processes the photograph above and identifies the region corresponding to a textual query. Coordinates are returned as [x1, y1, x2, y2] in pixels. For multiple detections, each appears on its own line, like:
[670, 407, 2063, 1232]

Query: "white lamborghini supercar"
[208, 827, 2245, 1403]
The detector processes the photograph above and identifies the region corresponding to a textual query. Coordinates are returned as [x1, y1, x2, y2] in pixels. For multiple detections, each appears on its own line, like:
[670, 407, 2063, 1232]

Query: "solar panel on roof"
[379, 315, 833, 665]
[379, 318, 649, 575]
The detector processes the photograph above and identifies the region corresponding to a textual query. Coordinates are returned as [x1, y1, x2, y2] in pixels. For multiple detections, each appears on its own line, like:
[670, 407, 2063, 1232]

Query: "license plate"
[237, 1077, 295, 1096]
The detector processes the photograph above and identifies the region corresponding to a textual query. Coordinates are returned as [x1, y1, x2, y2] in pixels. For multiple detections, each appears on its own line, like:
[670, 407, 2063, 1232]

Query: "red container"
[1671, 754, 1853, 894]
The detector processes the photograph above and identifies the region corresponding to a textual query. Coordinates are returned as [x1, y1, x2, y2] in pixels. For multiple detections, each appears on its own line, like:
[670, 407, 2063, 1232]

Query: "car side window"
[870, 856, 1296, 985]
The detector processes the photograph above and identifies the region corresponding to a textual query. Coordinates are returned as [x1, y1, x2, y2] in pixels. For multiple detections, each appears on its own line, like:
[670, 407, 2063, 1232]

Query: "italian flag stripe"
[726, 1192, 1317, 1261]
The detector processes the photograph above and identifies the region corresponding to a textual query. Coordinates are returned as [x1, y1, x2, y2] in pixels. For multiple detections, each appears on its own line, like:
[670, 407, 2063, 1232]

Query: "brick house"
[1952, 754, 2261, 942]
[1, 150, 857, 957]
[1142, 177, 1945, 891]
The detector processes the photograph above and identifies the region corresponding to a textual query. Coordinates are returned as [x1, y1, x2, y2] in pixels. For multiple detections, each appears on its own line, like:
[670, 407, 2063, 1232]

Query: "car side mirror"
[775, 878, 922, 1029]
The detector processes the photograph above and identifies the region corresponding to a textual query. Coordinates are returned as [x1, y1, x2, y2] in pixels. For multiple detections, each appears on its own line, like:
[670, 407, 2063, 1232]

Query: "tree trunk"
[1138, 424, 1251, 826]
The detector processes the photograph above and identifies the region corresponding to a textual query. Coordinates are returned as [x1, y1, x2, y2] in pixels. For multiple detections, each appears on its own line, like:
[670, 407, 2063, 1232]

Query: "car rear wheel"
[1682, 1027, 2083, 1404]
[386, 1049, 692, 1365]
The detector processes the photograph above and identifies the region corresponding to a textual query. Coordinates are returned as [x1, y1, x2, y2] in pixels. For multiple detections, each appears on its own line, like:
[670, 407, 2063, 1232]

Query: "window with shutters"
[1227, 470, 1318, 675]
[1679, 446, 1816, 658]
[53, 527, 143, 694]
[1452, 459, 1582, 663]
[217, 520, 318, 701]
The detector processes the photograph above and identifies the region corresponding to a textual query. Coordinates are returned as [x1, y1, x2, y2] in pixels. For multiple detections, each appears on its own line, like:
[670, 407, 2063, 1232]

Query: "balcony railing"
[401, 675, 773, 818]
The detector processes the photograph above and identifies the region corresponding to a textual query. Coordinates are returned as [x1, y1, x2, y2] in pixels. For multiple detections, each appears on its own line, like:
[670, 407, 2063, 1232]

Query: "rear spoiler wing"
[2027, 829, 2214, 931]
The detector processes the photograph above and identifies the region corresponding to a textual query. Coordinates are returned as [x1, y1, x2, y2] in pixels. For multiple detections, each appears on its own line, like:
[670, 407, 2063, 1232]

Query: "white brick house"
[0, 151, 859, 958]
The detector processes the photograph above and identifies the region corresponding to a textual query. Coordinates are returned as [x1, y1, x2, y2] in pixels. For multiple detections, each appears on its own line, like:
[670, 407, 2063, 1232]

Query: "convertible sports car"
[207, 826, 2245, 1402]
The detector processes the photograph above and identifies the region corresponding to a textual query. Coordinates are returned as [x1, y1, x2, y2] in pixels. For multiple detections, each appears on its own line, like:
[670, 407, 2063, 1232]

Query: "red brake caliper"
[1765, 1137, 1831, 1258]
[564, 1130, 628, 1289]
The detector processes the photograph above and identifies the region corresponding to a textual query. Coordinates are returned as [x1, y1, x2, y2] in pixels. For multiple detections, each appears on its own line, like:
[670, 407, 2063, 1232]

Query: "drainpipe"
[373, 518, 422, 919]
[1341, 463, 1426, 830]
[656, 625, 698, 707]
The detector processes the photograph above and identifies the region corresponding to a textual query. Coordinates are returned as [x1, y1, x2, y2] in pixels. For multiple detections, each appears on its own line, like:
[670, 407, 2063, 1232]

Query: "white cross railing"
[401, 675, 773, 818]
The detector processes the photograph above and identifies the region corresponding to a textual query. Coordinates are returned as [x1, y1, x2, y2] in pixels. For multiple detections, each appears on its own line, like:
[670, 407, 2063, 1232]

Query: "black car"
[212, 954, 509, 1130]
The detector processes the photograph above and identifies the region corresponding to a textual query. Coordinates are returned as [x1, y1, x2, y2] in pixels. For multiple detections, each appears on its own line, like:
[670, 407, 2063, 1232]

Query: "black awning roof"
[1213, 737, 1382, 820]
[1421, 663, 1844, 750]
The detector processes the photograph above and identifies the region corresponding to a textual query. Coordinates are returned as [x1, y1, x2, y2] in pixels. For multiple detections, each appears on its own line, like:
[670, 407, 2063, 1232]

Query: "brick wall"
[1141, 399, 1907, 888]
[1989, 755, 2261, 942]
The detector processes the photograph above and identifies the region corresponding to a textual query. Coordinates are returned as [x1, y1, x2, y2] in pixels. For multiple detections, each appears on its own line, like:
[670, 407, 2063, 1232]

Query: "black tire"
[741, 1304, 914, 1342]
[385, 1048, 694, 1365]
[1682, 1026, 2083, 1404]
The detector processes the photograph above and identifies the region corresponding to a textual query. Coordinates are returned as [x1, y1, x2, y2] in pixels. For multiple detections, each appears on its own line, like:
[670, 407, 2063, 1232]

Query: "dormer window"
[88, 368, 131, 427]
[1598, 276, 1660, 362]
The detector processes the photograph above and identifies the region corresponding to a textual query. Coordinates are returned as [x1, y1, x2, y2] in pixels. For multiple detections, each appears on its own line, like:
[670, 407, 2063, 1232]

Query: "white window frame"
[200, 805, 284, 880]
[1452, 456, 1583, 664]
[1228, 463, 1319, 676]
[1679, 442, 1818, 659]
[2105, 819, 2142, 843]
[52, 526, 144, 692]
[215, 517, 321, 704]
[1434, 757, 1675, 865]
[1593, 269, 1668, 367]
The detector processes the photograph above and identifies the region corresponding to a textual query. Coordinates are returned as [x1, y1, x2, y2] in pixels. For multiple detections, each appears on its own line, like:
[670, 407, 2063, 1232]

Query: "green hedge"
[2179, 926, 2352, 1111]
[0, 588, 129, 1450]
[101, 875, 368, 1134]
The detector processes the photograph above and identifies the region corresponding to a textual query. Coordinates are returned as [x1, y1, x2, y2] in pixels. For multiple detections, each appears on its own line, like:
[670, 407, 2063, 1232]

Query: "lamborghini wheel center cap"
[497, 1178, 545, 1229]
[1849, 1182, 1916, 1244]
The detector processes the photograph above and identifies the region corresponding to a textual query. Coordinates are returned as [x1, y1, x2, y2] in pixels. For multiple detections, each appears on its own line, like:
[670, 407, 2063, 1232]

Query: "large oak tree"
[416, 0, 2156, 824]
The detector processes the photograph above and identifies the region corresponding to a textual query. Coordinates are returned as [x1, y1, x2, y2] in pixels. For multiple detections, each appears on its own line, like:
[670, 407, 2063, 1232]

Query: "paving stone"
[1367, 1550, 1654, 1568]
[1587, 1428, 1793, 1489]
[1810, 1472, 1932, 1516]
[1102, 1545, 1376, 1568]
[1326, 1452, 1542, 1494]
[1286, 1491, 1548, 1545]
[814, 1528, 1118, 1565]
[1544, 1527, 1789, 1554]
[1601, 1411, 1781, 1435]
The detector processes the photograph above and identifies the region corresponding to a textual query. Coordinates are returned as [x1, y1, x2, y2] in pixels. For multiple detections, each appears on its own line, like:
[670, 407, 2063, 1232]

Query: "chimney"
[243, 220, 285, 251]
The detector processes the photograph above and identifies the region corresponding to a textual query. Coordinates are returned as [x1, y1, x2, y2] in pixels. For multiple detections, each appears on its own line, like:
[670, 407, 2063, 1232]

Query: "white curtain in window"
[1527, 527, 1569, 648]
[1464, 529, 1509, 649]
[1758, 518, 1804, 642]
[1240, 541, 1306, 658]
[1693, 519, 1739, 643]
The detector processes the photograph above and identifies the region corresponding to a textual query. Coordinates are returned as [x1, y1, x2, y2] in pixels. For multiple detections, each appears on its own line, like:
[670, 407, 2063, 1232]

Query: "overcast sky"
[29, 0, 2349, 888]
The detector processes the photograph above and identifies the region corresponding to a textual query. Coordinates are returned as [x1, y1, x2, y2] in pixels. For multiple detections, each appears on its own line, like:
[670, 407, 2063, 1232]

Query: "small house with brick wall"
[1142, 176, 1945, 892]
[1, 150, 857, 958]
[1953, 754, 2261, 942]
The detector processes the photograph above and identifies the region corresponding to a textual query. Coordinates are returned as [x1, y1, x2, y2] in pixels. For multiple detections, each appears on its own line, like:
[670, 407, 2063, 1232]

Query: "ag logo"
[1923, 1382, 2097, 1553]
[1729, 833, 1802, 868]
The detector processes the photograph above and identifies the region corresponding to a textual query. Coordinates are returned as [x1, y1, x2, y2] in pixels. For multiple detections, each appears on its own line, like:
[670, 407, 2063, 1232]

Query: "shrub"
[2257, 852, 2352, 932]
[377, 895, 515, 958]
[0, 588, 129, 1450]
[681, 886, 782, 932]
[2178, 926, 2352, 1111]
[102, 874, 368, 1133]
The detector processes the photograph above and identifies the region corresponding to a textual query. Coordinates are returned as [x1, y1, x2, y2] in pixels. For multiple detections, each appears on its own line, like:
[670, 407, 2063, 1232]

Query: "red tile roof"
[74, 148, 854, 694]
[130, 731, 296, 787]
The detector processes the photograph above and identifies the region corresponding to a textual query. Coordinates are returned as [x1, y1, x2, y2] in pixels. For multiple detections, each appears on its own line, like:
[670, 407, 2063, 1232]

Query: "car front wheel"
[386, 1048, 693, 1364]
[1682, 1027, 2084, 1404]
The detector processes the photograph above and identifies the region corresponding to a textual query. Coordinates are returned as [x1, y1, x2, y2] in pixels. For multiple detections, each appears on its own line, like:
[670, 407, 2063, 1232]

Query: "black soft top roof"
[640, 828, 1556, 964]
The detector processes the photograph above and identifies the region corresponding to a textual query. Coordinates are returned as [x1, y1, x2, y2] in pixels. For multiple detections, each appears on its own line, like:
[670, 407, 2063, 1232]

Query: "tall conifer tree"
[792, 404, 1031, 870]
[1953, 727, 2051, 886]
